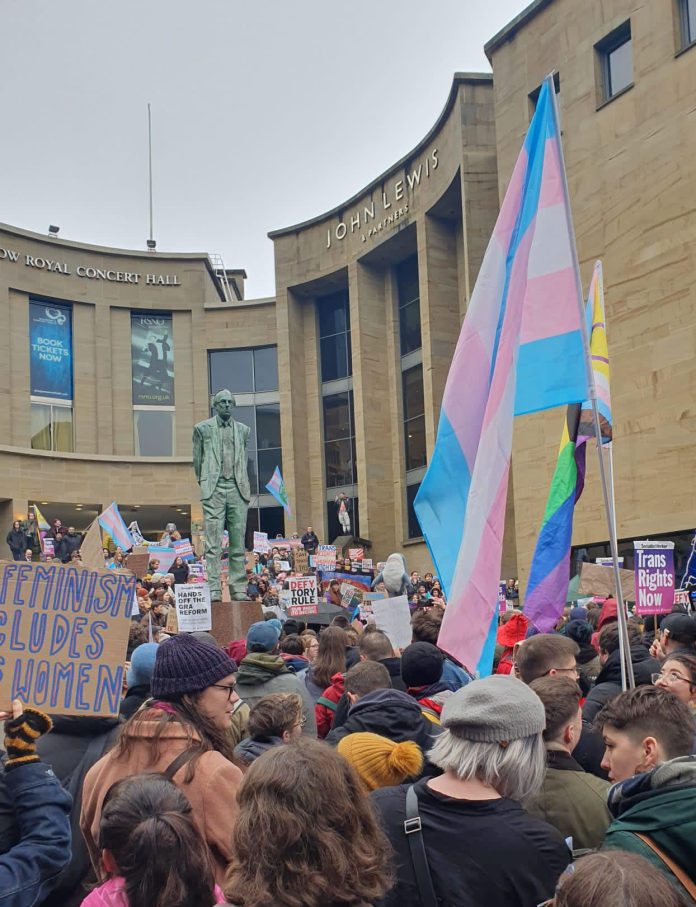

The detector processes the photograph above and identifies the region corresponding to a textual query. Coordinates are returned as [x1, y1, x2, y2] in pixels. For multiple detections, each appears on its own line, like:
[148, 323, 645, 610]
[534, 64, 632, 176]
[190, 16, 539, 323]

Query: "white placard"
[174, 583, 212, 632]
[371, 595, 412, 650]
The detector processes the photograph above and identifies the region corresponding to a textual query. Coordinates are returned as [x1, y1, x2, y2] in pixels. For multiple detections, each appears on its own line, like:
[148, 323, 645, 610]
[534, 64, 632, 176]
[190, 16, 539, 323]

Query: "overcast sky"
[1, 1, 527, 298]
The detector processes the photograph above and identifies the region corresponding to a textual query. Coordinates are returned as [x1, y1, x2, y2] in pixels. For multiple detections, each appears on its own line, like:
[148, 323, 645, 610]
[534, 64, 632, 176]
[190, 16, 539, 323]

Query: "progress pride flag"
[634, 541, 675, 615]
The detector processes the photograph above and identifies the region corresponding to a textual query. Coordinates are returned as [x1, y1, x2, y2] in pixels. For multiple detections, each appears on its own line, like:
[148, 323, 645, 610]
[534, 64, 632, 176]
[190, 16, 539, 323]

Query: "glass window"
[259, 506, 285, 540]
[258, 448, 282, 490]
[256, 404, 281, 449]
[687, 0, 696, 44]
[209, 349, 254, 395]
[232, 405, 256, 449]
[325, 439, 355, 488]
[246, 452, 259, 496]
[397, 256, 421, 355]
[327, 497, 359, 542]
[31, 403, 74, 452]
[608, 39, 632, 96]
[406, 483, 423, 540]
[320, 335, 350, 383]
[323, 392, 352, 442]
[134, 410, 174, 456]
[396, 256, 419, 306]
[402, 366, 425, 422]
[318, 291, 349, 338]
[253, 346, 279, 392]
[405, 416, 427, 472]
[596, 22, 632, 102]
[30, 403, 52, 451]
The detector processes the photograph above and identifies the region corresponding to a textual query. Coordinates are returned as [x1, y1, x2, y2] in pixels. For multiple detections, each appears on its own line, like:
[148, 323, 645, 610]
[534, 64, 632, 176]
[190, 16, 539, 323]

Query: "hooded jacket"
[602, 756, 696, 898]
[233, 735, 284, 766]
[316, 672, 345, 739]
[325, 688, 441, 751]
[236, 652, 317, 736]
[582, 646, 661, 723]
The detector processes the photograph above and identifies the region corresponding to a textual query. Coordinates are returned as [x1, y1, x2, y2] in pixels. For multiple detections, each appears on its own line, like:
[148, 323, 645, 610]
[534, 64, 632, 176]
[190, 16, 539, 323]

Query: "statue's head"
[213, 389, 235, 423]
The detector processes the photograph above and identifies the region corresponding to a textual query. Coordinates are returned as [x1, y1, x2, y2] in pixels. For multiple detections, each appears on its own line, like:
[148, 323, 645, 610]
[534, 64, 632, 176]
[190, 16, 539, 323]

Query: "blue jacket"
[442, 658, 473, 690]
[0, 762, 72, 907]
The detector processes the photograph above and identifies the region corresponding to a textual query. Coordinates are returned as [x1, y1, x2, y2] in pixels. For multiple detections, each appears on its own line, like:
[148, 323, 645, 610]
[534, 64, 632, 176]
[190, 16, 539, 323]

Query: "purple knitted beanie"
[151, 634, 238, 698]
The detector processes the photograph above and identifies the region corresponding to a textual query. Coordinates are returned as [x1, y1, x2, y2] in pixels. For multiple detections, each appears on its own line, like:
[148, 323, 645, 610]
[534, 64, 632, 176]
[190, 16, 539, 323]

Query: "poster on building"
[130, 312, 174, 405]
[29, 300, 73, 400]
[174, 583, 212, 632]
[286, 576, 318, 617]
[0, 562, 136, 717]
[634, 541, 675, 615]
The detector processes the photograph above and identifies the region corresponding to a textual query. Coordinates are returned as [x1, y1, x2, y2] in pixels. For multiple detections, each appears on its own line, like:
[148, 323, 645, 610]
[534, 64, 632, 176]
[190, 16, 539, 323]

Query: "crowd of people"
[4, 516, 696, 906]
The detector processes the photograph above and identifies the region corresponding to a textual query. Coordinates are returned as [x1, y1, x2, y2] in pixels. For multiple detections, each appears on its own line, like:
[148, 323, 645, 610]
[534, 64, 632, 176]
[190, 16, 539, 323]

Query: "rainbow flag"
[265, 466, 292, 516]
[33, 505, 50, 532]
[414, 77, 588, 674]
[524, 262, 612, 631]
[98, 502, 134, 552]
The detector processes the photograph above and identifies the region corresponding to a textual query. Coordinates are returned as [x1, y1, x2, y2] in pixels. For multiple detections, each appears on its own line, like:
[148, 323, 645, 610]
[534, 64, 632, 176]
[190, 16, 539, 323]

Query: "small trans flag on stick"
[98, 502, 134, 552]
[265, 466, 292, 517]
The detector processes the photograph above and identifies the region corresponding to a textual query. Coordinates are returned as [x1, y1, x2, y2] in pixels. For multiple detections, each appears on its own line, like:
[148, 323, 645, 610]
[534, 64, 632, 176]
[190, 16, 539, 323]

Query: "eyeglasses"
[211, 683, 238, 700]
[652, 671, 694, 686]
[544, 666, 579, 678]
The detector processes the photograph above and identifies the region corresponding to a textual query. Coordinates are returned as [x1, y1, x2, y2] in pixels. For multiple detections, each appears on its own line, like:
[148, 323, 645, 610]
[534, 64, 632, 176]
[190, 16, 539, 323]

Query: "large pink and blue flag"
[98, 502, 134, 552]
[265, 466, 292, 516]
[414, 76, 588, 674]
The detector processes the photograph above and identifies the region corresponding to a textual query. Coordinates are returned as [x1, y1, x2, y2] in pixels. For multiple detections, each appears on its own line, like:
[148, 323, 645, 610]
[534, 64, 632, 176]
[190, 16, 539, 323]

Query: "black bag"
[404, 784, 438, 907]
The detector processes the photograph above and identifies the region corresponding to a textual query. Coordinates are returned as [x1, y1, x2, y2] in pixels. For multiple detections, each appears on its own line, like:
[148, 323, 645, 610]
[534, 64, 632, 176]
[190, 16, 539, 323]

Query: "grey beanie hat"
[440, 675, 545, 743]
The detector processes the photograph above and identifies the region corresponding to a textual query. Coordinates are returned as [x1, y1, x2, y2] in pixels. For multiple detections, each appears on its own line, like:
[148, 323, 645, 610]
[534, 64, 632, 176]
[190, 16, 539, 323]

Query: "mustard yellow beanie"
[337, 732, 423, 791]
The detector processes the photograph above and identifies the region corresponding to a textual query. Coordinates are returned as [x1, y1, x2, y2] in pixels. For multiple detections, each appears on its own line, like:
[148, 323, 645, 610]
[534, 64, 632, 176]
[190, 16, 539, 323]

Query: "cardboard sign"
[371, 595, 412, 650]
[349, 547, 364, 561]
[173, 538, 195, 562]
[125, 550, 150, 579]
[634, 541, 675, 615]
[293, 547, 309, 574]
[174, 583, 212, 632]
[578, 562, 635, 600]
[314, 545, 337, 569]
[253, 531, 271, 554]
[287, 576, 318, 617]
[0, 561, 136, 717]
[165, 605, 179, 634]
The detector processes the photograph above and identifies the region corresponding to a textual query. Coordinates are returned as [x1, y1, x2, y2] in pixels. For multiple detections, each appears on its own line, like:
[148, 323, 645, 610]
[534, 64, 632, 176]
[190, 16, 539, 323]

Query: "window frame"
[677, 0, 696, 51]
[595, 21, 633, 107]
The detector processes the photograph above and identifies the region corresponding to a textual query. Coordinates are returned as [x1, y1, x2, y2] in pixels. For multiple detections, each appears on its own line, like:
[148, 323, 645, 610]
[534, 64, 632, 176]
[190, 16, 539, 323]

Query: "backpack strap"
[634, 833, 696, 898]
[404, 785, 438, 907]
[317, 695, 338, 712]
[163, 744, 201, 782]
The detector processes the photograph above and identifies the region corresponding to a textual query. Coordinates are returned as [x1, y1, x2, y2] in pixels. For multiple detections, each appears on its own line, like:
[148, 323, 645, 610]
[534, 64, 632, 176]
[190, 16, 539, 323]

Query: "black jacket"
[372, 778, 570, 907]
[583, 646, 661, 723]
[63, 531, 82, 555]
[119, 684, 150, 720]
[5, 529, 27, 556]
[301, 531, 319, 552]
[326, 688, 441, 752]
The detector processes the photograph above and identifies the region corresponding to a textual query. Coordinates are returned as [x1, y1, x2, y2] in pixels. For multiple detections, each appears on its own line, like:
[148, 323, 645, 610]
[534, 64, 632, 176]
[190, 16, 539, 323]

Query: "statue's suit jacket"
[192, 416, 251, 503]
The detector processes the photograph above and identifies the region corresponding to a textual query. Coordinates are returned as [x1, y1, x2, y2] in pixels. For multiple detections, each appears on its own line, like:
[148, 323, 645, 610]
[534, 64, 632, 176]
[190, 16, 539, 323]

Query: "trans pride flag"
[414, 77, 588, 674]
[525, 262, 612, 631]
[265, 466, 292, 516]
[98, 502, 134, 552]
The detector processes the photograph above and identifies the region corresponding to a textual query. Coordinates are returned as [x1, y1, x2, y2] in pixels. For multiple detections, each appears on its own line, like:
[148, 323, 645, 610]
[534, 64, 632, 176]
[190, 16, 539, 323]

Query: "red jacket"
[316, 672, 345, 739]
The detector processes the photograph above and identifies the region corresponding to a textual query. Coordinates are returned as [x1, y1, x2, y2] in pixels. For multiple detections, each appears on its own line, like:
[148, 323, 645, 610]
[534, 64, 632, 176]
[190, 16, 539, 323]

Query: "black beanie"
[401, 641, 445, 687]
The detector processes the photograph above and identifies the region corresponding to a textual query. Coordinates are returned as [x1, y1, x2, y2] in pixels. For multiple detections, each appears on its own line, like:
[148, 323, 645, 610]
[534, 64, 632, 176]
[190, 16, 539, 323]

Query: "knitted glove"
[4, 708, 52, 770]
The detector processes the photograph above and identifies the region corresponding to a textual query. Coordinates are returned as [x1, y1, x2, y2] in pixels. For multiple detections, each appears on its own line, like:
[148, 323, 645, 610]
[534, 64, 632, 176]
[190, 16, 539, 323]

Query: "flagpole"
[547, 78, 634, 690]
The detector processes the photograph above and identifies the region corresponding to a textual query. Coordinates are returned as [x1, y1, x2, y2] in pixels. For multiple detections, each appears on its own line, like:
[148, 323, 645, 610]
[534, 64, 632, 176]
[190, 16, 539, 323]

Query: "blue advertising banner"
[29, 300, 73, 400]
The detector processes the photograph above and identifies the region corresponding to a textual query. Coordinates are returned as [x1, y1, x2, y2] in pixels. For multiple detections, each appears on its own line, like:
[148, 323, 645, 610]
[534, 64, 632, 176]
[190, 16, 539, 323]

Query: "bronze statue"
[192, 389, 250, 600]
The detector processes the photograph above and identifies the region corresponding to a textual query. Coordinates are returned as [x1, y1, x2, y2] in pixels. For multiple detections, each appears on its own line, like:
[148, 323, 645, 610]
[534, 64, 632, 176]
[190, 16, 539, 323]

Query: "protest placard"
[278, 589, 293, 610]
[634, 541, 675, 615]
[314, 545, 337, 570]
[361, 558, 373, 571]
[173, 538, 195, 562]
[371, 596, 412, 650]
[270, 537, 302, 549]
[340, 581, 363, 611]
[349, 547, 364, 561]
[498, 582, 508, 614]
[293, 547, 309, 574]
[674, 590, 690, 608]
[79, 520, 104, 570]
[0, 561, 136, 717]
[279, 560, 291, 572]
[43, 537, 55, 557]
[125, 549, 150, 579]
[287, 576, 318, 617]
[174, 583, 212, 632]
[165, 605, 179, 634]
[359, 590, 386, 621]
[253, 531, 270, 554]
[578, 562, 635, 600]
[596, 556, 624, 567]
[188, 563, 205, 584]
[318, 570, 371, 605]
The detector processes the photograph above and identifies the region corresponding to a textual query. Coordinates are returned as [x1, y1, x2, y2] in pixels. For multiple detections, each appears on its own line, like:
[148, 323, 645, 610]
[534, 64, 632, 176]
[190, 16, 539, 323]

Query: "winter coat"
[316, 672, 345, 739]
[441, 658, 473, 690]
[233, 735, 285, 767]
[63, 531, 82, 556]
[326, 688, 441, 752]
[80, 876, 227, 906]
[576, 645, 602, 692]
[5, 529, 27, 557]
[36, 716, 122, 907]
[583, 646, 661, 723]
[379, 656, 407, 692]
[372, 778, 570, 907]
[0, 762, 72, 907]
[80, 710, 243, 884]
[280, 653, 309, 679]
[118, 685, 150, 721]
[525, 749, 611, 850]
[236, 653, 317, 736]
[602, 756, 696, 899]
[300, 531, 319, 553]
[170, 563, 189, 585]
